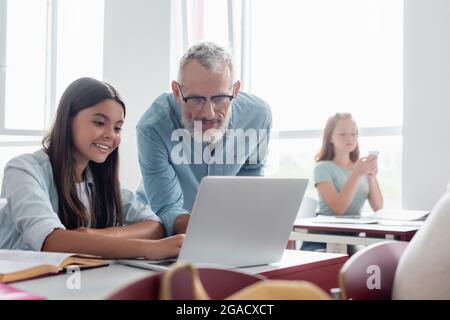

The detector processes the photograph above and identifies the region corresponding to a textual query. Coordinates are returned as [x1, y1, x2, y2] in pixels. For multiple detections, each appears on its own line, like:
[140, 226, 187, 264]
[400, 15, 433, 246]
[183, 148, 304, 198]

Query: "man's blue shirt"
[136, 92, 272, 235]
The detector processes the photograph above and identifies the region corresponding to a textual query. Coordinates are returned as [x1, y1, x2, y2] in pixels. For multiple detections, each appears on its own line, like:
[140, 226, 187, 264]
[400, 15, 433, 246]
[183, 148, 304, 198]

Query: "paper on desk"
[313, 215, 378, 224]
[375, 220, 425, 227]
[366, 209, 429, 221]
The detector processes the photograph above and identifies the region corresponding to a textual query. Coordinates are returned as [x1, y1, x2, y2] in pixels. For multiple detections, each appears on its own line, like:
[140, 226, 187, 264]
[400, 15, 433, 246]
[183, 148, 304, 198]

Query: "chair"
[338, 241, 408, 300]
[294, 197, 318, 249]
[107, 272, 162, 300]
[106, 265, 265, 300]
[297, 197, 318, 219]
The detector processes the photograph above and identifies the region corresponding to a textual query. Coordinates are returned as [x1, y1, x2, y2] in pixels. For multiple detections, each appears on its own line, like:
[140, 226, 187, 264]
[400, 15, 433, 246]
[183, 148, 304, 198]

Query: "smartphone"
[368, 150, 379, 157]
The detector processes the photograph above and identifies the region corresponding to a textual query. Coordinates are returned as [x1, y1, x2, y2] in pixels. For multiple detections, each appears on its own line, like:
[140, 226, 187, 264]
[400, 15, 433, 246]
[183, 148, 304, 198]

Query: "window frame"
[275, 126, 402, 140]
[0, 0, 57, 137]
[0, 0, 6, 134]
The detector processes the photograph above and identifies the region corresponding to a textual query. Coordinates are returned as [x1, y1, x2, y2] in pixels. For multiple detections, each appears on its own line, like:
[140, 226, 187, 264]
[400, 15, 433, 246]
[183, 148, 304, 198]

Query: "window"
[175, 0, 404, 208]
[170, 0, 244, 82]
[55, 0, 104, 103]
[249, 0, 403, 131]
[250, 0, 404, 208]
[1, 0, 49, 133]
[0, 138, 42, 184]
[0, 0, 104, 175]
[0, 0, 104, 135]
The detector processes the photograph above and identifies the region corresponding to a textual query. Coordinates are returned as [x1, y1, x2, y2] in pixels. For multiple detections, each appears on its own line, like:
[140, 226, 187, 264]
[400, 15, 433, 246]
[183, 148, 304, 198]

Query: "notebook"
[313, 215, 378, 224]
[0, 249, 108, 283]
[313, 209, 429, 225]
[367, 209, 429, 221]
[118, 176, 308, 270]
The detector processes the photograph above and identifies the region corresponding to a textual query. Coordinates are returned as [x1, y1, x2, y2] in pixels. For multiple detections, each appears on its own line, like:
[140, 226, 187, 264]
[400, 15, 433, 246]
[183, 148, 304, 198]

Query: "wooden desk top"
[10, 250, 347, 299]
[294, 217, 422, 237]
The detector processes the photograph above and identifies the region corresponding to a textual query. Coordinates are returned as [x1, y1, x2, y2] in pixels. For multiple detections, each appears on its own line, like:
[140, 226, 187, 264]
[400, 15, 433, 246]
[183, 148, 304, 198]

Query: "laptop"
[118, 176, 308, 270]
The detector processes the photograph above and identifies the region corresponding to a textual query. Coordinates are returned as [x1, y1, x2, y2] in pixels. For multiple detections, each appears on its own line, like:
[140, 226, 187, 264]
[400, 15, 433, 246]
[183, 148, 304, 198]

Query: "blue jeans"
[300, 231, 360, 253]
[300, 241, 326, 251]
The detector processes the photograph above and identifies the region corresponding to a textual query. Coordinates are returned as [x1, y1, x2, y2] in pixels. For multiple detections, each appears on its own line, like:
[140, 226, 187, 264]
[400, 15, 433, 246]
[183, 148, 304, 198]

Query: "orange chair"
[338, 241, 408, 300]
[107, 272, 162, 300]
[107, 266, 265, 300]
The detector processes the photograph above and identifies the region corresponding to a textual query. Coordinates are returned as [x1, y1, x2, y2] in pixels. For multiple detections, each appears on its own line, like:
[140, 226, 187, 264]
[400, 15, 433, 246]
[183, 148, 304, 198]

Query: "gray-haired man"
[136, 42, 272, 235]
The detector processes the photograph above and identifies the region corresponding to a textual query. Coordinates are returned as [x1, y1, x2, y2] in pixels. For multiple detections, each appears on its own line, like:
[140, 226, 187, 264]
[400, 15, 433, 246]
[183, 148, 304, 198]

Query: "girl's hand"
[74, 226, 119, 237]
[353, 156, 377, 178]
[142, 234, 185, 260]
[367, 155, 378, 177]
[74, 227, 95, 234]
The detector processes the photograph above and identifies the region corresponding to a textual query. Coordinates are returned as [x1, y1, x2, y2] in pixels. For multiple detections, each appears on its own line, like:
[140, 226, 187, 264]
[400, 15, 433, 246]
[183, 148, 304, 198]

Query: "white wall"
[103, 0, 171, 190]
[403, 0, 450, 210]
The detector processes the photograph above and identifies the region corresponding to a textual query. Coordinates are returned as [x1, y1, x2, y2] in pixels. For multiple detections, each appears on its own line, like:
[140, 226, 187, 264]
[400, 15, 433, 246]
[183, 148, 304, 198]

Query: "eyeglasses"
[177, 83, 235, 111]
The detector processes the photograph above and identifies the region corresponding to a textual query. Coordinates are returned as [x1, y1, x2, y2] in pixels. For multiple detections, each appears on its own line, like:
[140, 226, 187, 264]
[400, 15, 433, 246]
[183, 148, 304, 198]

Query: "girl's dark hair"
[315, 113, 360, 163]
[43, 77, 125, 229]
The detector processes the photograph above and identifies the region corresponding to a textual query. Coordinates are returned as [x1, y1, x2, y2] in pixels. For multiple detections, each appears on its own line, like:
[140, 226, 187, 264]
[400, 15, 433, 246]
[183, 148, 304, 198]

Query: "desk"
[291, 217, 422, 253]
[10, 250, 347, 299]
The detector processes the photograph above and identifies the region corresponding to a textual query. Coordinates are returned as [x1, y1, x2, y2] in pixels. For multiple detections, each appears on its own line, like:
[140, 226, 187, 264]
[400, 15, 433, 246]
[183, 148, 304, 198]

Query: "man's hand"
[173, 214, 190, 234]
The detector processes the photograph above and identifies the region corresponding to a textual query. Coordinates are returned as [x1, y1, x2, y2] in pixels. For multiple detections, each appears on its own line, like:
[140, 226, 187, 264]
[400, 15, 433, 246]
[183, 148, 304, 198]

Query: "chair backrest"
[338, 241, 408, 300]
[297, 197, 318, 219]
[161, 265, 265, 300]
[107, 273, 162, 300]
[106, 267, 265, 300]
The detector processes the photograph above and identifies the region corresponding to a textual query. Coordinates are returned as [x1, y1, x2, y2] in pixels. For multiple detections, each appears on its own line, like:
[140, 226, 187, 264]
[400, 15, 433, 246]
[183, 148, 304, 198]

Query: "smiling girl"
[0, 78, 183, 259]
